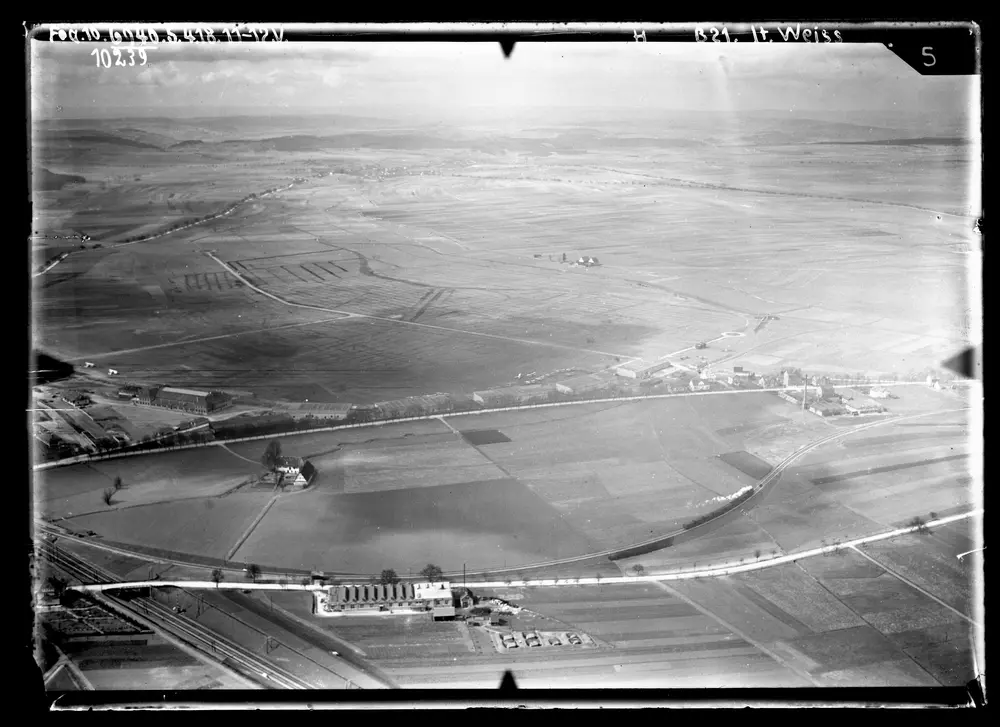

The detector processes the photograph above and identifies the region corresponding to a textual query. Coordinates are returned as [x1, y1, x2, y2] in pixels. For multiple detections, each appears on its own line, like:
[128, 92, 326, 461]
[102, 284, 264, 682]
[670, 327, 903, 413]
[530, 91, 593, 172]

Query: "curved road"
[36, 405, 968, 581]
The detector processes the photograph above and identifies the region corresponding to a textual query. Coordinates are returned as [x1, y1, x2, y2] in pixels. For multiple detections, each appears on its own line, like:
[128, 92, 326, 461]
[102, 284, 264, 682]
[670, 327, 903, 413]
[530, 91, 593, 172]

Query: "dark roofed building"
[132, 385, 229, 414]
[276, 456, 317, 487]
[133, 385, 161, 406]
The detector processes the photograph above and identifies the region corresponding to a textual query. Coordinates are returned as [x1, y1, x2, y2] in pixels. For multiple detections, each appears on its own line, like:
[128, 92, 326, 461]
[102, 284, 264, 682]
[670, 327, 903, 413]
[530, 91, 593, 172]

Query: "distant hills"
[811, 137, 974, 147]
[37, 129, 163, 150]
[31, 114, 974, 158]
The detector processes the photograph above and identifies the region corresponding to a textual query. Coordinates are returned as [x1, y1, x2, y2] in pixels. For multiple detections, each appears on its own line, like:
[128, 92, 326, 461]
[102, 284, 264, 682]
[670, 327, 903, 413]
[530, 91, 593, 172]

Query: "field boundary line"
[652, 580, 823, 687]
[847, 544, 981, 627]
[75, 315, 349, 361]
[204, 251, 631, 358]
[226, 494, 280, 562]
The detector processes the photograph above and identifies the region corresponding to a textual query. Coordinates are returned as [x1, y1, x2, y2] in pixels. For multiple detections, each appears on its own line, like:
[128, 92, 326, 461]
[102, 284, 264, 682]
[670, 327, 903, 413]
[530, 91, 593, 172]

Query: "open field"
[78, 394, 801, 572]
[667, 542, 977, 687]
[234, 477, 597, 573]
[62, 493, 274, 560]
[383, 583, 809, 688]
[36, 386, 976, 579]
[38, 447, 256, 519]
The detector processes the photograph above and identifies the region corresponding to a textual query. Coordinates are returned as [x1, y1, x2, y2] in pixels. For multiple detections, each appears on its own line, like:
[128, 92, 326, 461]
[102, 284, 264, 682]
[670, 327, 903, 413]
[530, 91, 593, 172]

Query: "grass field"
[64, 492, 273, 560]
[668, 543, 976, 687]
[36, 385, 976, 579]
[38, 446, 256, 519]
[379, 583, 809, 688]
[157, 394, 801, 571]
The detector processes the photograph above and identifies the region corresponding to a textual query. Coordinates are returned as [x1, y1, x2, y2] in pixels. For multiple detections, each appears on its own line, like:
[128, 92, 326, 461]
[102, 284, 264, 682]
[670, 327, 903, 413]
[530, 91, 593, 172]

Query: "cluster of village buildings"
[36, 348, 958, 462]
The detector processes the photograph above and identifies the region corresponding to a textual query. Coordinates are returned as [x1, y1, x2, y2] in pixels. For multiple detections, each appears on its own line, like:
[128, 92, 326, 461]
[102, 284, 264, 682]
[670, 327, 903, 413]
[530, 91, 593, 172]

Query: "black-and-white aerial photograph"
[29, 22, 982, 705]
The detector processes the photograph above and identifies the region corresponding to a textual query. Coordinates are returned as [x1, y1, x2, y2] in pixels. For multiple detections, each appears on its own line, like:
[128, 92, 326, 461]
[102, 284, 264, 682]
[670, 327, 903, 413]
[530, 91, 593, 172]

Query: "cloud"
[132, 60, 188, 87]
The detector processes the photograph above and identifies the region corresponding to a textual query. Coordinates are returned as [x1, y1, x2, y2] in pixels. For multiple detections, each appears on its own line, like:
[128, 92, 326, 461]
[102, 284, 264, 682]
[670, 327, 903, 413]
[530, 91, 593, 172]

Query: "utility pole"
[802, 380, 807, 422]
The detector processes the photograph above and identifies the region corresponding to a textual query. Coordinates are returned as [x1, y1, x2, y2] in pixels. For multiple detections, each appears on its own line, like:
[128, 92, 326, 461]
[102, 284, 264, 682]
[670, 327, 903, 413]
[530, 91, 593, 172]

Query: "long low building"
[282, 402, 353, 419]
[317, 581, 455, 619]
[844, 398, 885, 415]
[615, 359, 674, 380]
[555, 372, 617, 395]
[473, 385, 553, 406]
[133, 385, 229, 414]
[374, 393, 454, 418]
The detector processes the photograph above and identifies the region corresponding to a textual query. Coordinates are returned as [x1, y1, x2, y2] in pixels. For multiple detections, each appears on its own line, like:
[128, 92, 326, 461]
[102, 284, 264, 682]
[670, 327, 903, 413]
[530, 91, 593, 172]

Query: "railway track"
[36, 541, 314, 690]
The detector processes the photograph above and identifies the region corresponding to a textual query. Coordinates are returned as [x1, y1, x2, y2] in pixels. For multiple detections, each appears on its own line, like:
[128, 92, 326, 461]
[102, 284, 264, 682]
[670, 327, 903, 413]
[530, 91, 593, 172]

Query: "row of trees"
[203, 562, 445, 589]
[682, 488, 756, 531]
[117, 182, 290, 245]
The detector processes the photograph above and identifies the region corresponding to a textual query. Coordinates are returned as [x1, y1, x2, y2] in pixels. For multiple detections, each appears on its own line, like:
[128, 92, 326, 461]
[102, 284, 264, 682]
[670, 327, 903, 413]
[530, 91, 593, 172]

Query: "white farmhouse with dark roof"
[275, 456, 317, 487]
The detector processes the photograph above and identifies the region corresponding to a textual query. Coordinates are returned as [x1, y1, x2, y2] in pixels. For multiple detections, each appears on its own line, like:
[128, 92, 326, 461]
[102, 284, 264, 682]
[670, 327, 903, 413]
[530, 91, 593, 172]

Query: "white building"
[615, 359, 673, 380]
[869, 386, 890, 399]
[688, 379, 709, 392]
[274, 456, 317, 487]
[844, 399, 885, 415]
[555, 373, 615, 395]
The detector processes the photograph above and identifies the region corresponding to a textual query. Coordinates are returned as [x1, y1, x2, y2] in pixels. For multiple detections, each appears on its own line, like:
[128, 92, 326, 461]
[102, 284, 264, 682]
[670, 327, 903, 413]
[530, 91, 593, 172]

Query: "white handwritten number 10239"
[91, 47, 148, 67]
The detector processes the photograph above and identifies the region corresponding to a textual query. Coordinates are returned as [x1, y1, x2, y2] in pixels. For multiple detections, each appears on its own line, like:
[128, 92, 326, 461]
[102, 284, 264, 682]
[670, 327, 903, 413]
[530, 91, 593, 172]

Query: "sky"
[30, 37, 979, 134]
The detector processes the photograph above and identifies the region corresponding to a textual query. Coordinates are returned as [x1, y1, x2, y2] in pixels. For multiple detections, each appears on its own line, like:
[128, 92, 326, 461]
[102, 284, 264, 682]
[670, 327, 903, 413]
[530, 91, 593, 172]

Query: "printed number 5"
[922, 47, 936, 67]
